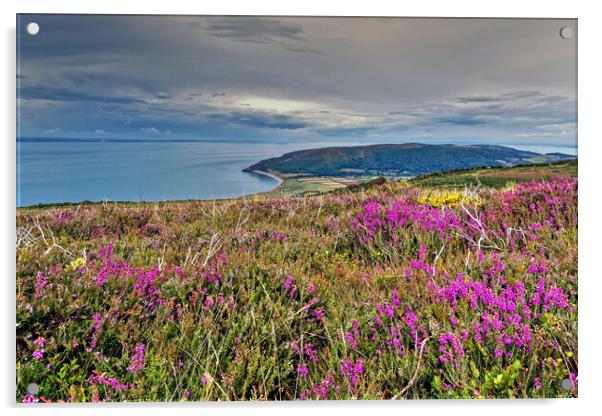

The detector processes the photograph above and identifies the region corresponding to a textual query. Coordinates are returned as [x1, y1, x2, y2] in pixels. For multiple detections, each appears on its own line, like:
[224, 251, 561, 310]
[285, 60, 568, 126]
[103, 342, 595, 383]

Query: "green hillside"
[245, 143, 574, 177]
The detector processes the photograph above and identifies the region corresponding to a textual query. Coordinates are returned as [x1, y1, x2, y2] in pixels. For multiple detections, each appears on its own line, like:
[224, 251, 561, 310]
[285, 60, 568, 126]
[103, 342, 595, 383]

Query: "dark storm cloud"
[16, 15, 576, 146]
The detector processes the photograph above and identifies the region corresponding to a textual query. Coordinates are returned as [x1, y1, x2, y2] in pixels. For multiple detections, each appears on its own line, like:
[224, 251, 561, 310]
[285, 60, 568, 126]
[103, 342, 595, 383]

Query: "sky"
[17, 15, 577, 148]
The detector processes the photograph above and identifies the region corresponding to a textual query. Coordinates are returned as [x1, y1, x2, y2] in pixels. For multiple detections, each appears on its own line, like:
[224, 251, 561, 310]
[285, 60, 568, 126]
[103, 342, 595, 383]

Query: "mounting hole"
[560, 379, 573, 391]
[26, 383, 40, 395]
[26, 22, 40, 36]
[559, 26, 573, 39]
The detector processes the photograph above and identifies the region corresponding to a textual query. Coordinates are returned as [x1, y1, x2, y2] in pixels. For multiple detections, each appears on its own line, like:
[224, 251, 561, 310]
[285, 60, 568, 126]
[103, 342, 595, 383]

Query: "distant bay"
[17, 140, 285, 207]
[16, 138, 577, 207]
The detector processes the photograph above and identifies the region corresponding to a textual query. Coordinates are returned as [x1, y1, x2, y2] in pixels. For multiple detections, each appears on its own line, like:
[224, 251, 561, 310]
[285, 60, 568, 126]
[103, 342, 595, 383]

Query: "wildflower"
[32, 349, 45, 360]
[284, 275, 298, 298]
[569, 373, 578, 390]
[297, 365, 309, 378]
[89, 313, 103, 350]
[51, 211, 71, 226]
[34, 272, 47, 298]
[87, 373, 127, 391]
[175, 266, 184, 282]
[304, 343, 319, 363]
[344, 332, 357, 349]
[438, 332, 465, 367]
[33, 337, 45, 348]
[201, 375, 208, 385]
[203, 296, 214, 310]
[126, 344, 145, 373]
[391, 290, 401, 309]
[313, 307, 325, 321]
[339, 358, 364, 387]
[68, 257, 86, 271]
[309, 376, 336, 400]
[91, 389, 100, 402]
[269, 231, 287, 241]
[22, 394, 37, 403]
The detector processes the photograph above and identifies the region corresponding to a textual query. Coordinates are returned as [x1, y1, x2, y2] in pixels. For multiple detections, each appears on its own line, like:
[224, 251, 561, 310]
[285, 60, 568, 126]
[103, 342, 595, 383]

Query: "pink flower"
[203, 296, 214, 310]
[87, 373, 128, 391]
[22, 393, 37, 403]
[569, 373, 578, 390]
[339, 358, 364, 388]
[34, 272, 47, 298]
[126, 344, 145, 373]
[92, 389, 100, 402]
[297, 365, 309, 378]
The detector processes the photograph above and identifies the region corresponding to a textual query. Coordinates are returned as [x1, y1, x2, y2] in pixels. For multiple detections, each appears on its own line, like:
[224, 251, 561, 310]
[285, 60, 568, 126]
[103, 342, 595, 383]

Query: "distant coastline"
[244, 143, 577, 179]
[244, 169, 284, 191]
[18, 140, 577, 207]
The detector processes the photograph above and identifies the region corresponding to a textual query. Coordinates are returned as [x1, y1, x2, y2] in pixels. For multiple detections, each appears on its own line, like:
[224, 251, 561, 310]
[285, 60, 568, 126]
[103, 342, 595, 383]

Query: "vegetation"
[261, 174, 377, 198]
[245, 143, 574, 177]
[410, 159, 577, 189]
[16, 165, 577, 402]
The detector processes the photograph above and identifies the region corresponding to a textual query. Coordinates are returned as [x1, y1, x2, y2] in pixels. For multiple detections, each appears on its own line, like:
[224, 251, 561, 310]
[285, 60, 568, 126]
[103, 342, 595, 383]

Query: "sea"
[16, 138, 577, 207]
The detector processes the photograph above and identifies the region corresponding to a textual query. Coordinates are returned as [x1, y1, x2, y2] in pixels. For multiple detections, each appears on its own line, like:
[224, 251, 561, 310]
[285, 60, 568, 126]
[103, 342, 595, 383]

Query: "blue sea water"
[16, 140, 288, 207]
[16, 138, 577, 207]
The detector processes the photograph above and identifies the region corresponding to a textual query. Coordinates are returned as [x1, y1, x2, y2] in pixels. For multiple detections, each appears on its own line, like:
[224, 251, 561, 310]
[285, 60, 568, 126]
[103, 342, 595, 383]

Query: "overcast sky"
[17, 15, 577, 148]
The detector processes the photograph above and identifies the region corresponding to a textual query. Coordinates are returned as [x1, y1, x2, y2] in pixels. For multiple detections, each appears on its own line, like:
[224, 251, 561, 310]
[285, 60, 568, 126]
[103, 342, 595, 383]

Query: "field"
[16, 163, 578, 402]
[259, 173, 370, 198]
[409, 160, 577, 189]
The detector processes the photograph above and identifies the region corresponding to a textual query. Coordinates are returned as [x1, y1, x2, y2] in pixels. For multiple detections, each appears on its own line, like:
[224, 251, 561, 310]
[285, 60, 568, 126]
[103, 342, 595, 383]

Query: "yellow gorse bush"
[68, 257, 86, 270]
[417, 190, 480, 208]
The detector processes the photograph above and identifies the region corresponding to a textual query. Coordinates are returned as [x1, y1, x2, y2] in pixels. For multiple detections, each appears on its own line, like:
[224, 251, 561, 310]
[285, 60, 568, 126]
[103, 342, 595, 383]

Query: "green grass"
[409, 160, 577, 189]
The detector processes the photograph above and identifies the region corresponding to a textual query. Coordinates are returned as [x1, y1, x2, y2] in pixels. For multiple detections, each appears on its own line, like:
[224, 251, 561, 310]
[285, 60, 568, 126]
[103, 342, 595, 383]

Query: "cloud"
[16, 15, 576, 146]
[205, 111, 309, 130]
[19, 85, 143, 105]
[140, 127, 159, 134]
[203, 18, 319, 53]
[436, 116, 487, 126]
[454, 95, 505, 104]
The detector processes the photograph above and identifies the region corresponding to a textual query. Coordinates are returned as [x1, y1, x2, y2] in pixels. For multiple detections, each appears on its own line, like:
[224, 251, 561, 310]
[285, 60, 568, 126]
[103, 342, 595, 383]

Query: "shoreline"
[243, 169, 285, 196]
[17, 159, 577, 209]
[244, 169, 284, 187]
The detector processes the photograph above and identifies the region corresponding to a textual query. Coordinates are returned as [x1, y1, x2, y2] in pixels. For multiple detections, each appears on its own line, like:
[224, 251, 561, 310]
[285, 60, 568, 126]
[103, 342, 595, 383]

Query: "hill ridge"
[244, 143, 574, 177]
